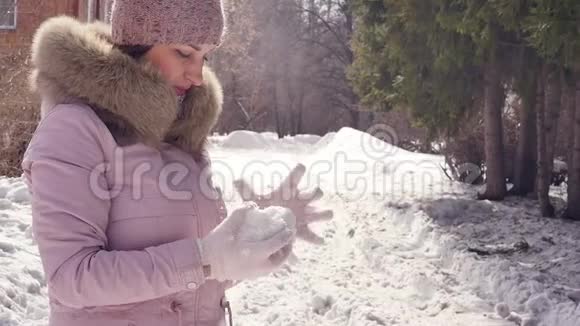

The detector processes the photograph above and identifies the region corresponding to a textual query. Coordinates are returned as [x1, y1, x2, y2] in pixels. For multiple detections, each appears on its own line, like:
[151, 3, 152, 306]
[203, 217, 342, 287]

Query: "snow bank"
[0, 178, 46, 326]
[222, 130, 273, 149]
[218, 130, 320, 152]
[310, 127, 441, 164]
[290, 134, 321, 145]
[407, 196, 580, 326]
[0, 183, 9, 199]
[0, 178, 29, 205]
[5, 184, 30, 204]
[310, 132, 336, 152]
[311, 127, 399, 159]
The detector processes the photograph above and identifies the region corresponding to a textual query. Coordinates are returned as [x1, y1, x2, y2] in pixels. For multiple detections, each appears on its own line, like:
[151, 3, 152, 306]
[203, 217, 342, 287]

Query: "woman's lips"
[175, 87, 188, 96]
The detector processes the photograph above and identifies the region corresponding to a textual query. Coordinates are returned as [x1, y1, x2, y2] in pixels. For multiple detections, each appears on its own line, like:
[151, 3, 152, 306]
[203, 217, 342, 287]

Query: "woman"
[21, 1, 333, 325]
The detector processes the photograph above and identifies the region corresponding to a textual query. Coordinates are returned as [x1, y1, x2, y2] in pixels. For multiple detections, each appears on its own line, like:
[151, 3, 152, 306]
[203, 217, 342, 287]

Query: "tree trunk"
[479, 51, 507, 201]
[536, 65, 555, 217]
[296, 78, 306, 134]
[273, 76, 283, 138]
[350, 109, 360, 129]
[564, 72, 575, 166]
[544, 64, 562, 186]
[512, 70, 538, 196]
[565, 72, 580, 220]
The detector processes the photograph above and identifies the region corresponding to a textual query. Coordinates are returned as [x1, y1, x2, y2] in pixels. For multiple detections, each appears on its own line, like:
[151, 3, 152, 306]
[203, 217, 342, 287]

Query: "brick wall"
[0, 0, 80, 177]
[0, 0, 78, 50]
[0, 1, 117, 177]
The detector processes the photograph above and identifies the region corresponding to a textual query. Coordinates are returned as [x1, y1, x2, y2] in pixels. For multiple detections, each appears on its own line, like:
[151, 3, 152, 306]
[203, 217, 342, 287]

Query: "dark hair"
[113, 44, 153, 60]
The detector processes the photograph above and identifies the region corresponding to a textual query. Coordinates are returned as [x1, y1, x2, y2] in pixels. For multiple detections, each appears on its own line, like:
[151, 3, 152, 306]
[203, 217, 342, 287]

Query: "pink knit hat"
[111, 0, 225, 47]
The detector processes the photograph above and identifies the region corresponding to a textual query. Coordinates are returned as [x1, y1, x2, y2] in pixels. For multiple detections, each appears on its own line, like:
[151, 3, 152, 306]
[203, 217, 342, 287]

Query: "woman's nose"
[186, 63, 204, 87]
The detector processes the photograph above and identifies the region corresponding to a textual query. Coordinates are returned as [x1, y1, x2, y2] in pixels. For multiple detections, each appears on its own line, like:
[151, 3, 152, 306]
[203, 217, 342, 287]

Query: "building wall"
[0, 0, 78, 50]
[0, 1, 115, 177]
[0, 0, 81, 177]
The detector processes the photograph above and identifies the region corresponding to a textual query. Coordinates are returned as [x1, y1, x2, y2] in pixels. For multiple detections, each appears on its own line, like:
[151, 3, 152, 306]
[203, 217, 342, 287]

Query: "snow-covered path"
[1, 127, 580, 326]
[226, 192, 511, 326]
[211, 134, 511, 326]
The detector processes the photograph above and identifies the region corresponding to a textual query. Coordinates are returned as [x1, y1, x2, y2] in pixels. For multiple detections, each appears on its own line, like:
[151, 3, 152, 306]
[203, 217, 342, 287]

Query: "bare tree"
[212, 0, 362, 136]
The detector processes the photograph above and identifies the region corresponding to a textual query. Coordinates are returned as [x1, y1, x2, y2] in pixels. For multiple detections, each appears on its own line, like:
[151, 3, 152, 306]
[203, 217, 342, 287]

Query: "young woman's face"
[145, 43, 215, 96]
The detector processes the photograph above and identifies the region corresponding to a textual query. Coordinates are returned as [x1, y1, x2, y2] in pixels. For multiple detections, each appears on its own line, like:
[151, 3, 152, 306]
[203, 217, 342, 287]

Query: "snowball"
[495, 302, 511, 319]
[238, 205, 296, 242]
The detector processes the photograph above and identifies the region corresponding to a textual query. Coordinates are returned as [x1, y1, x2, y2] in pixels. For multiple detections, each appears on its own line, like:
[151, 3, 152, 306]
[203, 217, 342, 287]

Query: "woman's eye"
[176, 49, 191, 58]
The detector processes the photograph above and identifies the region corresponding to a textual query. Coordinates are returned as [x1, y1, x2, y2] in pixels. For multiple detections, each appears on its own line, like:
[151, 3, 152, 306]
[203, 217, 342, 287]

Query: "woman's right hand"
[198, 203, 295, 282]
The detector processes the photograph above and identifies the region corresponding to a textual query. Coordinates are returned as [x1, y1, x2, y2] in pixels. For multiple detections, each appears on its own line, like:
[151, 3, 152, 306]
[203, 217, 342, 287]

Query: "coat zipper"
[220, 297, 233, 326]
[215, 186, 233, 326]
[191, 171, 202, 326]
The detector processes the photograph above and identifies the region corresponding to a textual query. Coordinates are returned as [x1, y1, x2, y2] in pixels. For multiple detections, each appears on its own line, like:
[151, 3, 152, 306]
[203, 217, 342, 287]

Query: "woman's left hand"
[233, 163, 334, 245]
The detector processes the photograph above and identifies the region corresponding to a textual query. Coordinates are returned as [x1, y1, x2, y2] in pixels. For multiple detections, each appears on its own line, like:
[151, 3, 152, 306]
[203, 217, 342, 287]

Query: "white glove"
[199, 203, 295, 282]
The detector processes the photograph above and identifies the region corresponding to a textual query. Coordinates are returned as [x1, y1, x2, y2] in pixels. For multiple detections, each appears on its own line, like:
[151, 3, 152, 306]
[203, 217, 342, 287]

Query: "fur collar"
[29, 16, 223, 156]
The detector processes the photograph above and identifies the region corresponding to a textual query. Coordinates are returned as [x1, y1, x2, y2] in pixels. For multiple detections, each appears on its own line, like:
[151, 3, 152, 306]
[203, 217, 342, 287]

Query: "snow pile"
[378, 194, 580, 326]
[221, 129, 578, 325]
[5, 183, 30, 204]
[0, 178, 30, 204]
[310, 132, 336, 152]
[290, 134, 321, 145]
[308, 127, 443, 172]
[259, 132, 279, 141]
[0, 178, 47, 326]
[0, 179, 10, 198]
[222, 130, 273, 149]
[219, 130, 319, 153]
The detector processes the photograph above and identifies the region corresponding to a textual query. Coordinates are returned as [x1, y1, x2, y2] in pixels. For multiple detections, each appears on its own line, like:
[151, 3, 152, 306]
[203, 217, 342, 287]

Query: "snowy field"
[1, 127, 580, 326]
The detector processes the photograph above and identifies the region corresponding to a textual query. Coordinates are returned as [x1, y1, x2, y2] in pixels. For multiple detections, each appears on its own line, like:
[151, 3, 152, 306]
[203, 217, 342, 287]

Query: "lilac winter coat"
[21, 16, 230, 326]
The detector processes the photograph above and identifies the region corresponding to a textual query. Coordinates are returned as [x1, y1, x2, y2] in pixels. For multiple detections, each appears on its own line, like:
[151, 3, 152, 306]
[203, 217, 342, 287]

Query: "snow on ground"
[215, 131, 321, 151]
[0, 178, 47, 326]
[1, 126, 579, 325]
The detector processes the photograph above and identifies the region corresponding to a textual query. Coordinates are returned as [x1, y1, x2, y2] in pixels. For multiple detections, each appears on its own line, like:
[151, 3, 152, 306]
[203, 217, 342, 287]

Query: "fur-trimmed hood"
[29, 16, 223, 156]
